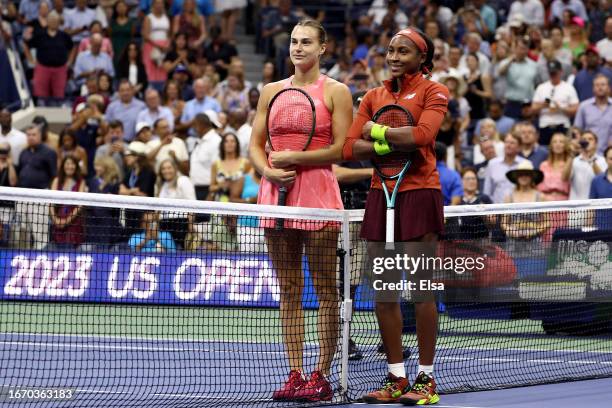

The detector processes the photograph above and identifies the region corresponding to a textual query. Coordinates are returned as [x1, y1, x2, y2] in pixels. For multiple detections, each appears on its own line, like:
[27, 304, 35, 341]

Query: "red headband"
[394, 28, 428, 54]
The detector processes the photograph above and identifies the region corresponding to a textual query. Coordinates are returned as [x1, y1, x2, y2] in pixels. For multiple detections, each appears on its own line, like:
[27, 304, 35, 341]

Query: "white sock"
[418, 365, 434, 377]
[388, 362, 406, 379]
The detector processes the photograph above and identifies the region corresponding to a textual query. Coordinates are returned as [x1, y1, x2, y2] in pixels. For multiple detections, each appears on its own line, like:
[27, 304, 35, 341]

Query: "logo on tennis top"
[436, 93, 448, 100]
[404, 93, 416, 100]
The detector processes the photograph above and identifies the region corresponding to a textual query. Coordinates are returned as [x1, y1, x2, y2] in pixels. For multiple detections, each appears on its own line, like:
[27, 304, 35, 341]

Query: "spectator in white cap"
[105, 80, 146, 141]
[189, 111, 222, 205]
[134, 122, 156, 144]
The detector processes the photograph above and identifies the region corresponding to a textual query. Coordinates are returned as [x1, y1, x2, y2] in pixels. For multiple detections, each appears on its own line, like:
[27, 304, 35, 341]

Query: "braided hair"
[413, 27, 435, 78]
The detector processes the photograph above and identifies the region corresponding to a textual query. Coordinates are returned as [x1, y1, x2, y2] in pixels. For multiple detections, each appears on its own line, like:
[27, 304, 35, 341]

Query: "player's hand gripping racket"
[371, 105, 415, 249]
[266, 88, 316, 230]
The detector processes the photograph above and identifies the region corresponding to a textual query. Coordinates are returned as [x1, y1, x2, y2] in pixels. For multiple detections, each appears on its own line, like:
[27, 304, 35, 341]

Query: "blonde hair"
[478, 118, 502, 142]
[547, 133, 572, 166]
[156, 158, 179, 195]
[94, 156, 121, 186]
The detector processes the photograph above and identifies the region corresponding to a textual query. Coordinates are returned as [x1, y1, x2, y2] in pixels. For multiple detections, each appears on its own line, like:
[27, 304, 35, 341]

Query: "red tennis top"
[342, 71, 449, 192]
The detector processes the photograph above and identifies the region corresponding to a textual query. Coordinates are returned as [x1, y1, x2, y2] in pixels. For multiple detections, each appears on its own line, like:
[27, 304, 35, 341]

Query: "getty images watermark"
[370, 252, 487, 292]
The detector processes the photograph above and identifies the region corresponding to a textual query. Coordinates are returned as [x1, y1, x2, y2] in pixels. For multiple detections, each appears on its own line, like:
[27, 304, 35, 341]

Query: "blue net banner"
[0, 250, 292, 307]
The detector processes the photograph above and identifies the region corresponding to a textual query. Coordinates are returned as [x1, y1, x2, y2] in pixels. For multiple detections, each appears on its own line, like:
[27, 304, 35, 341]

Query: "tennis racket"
[266, 87, 316, 230]
[371, 104, 415, 249]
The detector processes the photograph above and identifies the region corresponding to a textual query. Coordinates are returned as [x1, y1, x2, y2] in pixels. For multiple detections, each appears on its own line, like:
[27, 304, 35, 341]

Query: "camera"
[0, 149, 9, 155]
[579, 140, 589, 150]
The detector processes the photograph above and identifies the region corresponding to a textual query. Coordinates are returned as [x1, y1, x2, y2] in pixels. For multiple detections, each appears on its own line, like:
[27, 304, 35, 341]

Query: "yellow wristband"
[374, 140, 392, 155]
[370, 124, 388, 142]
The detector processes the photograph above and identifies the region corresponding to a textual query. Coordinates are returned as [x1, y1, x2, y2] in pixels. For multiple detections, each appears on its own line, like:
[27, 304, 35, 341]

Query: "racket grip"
[385, 208, 395, 250]
[275, 187, 288, 230]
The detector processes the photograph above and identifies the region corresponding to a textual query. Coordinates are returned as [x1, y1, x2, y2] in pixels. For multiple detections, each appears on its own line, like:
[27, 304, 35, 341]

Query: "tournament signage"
[0, 251, 290, 307]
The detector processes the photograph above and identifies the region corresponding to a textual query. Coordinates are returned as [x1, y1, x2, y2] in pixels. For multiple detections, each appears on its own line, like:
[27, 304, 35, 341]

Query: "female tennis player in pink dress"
[248, 19, 353, 402]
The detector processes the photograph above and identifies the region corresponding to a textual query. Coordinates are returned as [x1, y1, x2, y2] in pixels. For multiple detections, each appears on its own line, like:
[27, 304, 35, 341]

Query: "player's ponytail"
[414, 28, 435, 78]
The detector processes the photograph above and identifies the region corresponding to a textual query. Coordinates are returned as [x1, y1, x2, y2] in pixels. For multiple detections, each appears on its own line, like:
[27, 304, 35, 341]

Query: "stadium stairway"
[235, 23, 265, 87]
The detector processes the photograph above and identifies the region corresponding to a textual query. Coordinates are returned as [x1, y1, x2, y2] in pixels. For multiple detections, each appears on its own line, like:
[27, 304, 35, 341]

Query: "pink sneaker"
[293, 370, 333, 402]
[272, 370, 307, 401]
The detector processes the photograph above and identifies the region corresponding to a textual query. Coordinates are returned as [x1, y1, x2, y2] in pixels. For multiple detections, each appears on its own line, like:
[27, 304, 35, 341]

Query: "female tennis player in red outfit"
[248, 19, 353, 402]
[343, 28, 449, 405]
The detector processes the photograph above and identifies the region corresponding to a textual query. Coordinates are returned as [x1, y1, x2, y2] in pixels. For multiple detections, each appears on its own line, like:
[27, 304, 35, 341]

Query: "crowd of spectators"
[0, 0, 611, 251]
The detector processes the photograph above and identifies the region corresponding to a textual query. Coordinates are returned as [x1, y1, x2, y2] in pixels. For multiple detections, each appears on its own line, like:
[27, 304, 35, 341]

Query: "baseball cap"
[75, 102, 87, 113]
[547, 59, 562, 73]
[586, 44, 600, 56]
[135, 122, 151, 135]
[508, 13, 524, 28]
[571, 16, 585, 28]
[203, 110, 222, 128]
[174, 64, 189, 74]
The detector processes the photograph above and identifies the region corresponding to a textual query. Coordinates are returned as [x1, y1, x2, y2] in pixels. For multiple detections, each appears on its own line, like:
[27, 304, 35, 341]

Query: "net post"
[339, 210, 352, 398]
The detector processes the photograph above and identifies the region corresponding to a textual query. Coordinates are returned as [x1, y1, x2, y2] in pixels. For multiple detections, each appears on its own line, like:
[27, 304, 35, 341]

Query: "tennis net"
[0, 187, 351, 407]
[0, 187, 611, 407]
[347, 199, 612, 398]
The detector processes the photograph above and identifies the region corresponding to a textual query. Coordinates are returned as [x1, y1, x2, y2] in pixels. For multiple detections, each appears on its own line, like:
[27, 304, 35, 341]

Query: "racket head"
[266, 88, 316, 152]
[371, 104, 415, 179]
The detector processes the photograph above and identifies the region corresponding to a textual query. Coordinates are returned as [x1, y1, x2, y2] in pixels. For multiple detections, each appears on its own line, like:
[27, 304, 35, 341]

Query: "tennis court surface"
[0, 188, 611, 407]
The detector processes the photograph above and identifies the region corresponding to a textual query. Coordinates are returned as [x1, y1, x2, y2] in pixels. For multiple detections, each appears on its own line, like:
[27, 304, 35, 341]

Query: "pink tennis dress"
[258, 75, 343, 230]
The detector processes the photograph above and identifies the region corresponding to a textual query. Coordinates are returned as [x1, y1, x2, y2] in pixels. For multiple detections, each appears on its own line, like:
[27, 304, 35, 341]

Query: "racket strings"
[268, 90, 315, 151]
[372, 107, 413, 176]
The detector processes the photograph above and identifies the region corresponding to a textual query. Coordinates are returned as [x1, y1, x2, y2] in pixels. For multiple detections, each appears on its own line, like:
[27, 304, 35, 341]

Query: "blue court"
[1, 331, 612, 407]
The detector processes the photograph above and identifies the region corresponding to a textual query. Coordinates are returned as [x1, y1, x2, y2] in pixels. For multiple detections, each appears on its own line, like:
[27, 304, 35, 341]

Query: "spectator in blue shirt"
[19, 0, 50, 24]
[589, 146, 612, 229]
[574, 74, 612, 155]
[435, 142, 463, 206]
[105, 80, 146, 141]
[128, 210, 176, 252]
[177, 77, 221, 135]
[590, 146, 612, 199]
[517, 122, 548, 169]
[475, 100, 516, 138]
[168, 0, 215, 17]
[573, 46, 612, 101]
[73, 33, 115, 88]
[352, 27, 373, 62]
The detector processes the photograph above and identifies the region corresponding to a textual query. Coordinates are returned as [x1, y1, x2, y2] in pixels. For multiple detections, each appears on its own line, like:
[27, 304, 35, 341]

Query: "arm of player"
[270, 81, 353, 167]
[342, 91, 377, 161]
[332, 164, 373, 183]
[370, 85, 450, 151]
[248, 83, 296, 187]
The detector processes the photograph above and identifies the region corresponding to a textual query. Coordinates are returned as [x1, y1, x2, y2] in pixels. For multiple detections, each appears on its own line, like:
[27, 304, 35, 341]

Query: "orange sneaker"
[362, 373, 410, 404]
[399, 372, 440, 405]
